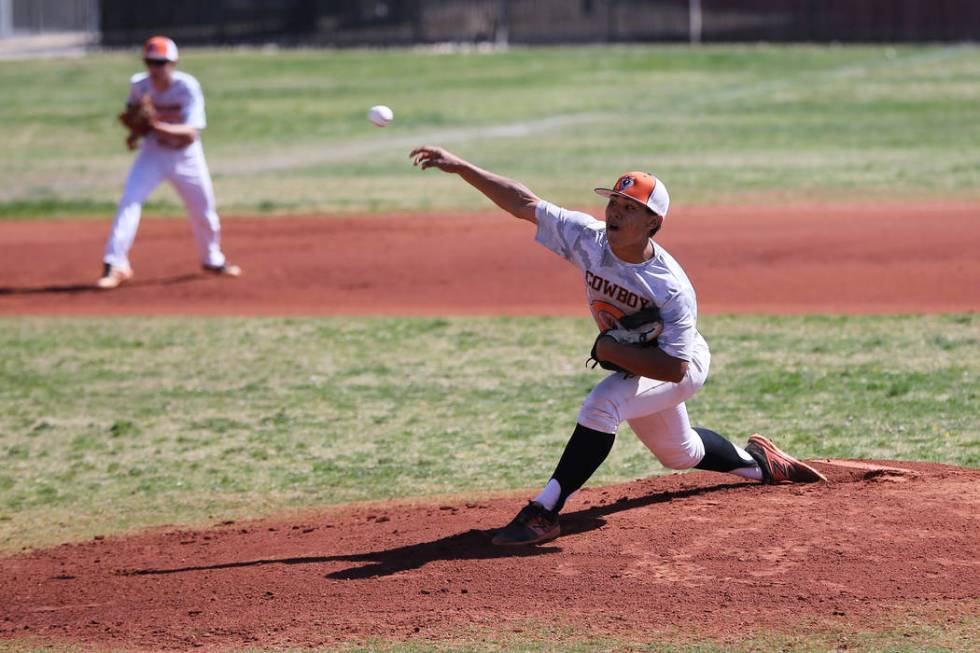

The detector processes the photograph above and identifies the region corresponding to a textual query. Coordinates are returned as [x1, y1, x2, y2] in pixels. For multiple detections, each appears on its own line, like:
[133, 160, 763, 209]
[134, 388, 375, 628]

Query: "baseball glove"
[605, 305, 664, 345]
[587, 305, 664, 376]
[118, 95, 157, 150]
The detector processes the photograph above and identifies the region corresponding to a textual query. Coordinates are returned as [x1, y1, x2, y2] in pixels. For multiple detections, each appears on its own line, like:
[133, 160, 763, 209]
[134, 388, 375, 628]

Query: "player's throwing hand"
[410, 146, 466, 173]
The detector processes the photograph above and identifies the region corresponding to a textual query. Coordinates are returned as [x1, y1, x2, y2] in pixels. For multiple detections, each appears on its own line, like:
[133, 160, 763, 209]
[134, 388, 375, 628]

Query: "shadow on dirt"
[121, 482, 747, 580]
[0, 273, 208, 296]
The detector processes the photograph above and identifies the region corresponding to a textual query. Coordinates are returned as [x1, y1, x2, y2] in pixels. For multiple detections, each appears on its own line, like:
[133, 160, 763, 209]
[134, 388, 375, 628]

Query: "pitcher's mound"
[2, 460, 977, 651]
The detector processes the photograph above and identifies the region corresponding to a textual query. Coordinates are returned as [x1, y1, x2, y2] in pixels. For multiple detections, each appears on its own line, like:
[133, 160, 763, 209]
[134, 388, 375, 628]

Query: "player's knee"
[657, 447, 704, 469]
[659, 451, 700, 470]
[577, 397, 622, 434]
[647, 438, 704, 470]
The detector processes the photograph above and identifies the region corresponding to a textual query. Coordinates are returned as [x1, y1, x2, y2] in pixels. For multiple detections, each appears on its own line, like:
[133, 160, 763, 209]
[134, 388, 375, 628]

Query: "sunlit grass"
[1, 45, 978, 217]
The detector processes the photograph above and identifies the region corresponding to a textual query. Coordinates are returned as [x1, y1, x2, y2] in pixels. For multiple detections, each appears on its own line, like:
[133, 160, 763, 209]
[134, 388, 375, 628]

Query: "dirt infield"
[1, 201, 978, 316]
[2, 460, 977, 651]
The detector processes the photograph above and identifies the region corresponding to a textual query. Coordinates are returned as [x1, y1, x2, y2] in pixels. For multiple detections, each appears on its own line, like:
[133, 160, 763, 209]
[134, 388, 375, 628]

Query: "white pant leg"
[167, 141, 225, 268]
[627, 402, 703, 470]
[577, 342, 711, 470]
[103, 146, 167, 268]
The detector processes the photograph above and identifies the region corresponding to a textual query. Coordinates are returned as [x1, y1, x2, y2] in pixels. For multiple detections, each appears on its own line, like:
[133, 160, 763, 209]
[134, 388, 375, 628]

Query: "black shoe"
[491, 501, 560, 546]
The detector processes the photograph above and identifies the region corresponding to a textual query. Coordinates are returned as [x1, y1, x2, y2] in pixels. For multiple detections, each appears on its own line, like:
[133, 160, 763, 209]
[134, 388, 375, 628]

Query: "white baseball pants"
[577, 340, 711, 470]
[103, 139, 227, 269]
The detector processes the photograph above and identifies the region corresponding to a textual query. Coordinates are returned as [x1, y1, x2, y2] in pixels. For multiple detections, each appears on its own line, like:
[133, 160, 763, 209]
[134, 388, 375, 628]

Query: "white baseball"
[367, 105, 393, 127]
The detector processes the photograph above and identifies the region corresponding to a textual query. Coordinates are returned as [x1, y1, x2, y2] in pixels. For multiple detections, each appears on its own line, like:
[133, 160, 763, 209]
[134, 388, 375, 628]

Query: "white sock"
[734, 443, 756, 464]
[730, 463, 764, 481]
[533, 478, 562, 511]
[728, 443, 764, 481]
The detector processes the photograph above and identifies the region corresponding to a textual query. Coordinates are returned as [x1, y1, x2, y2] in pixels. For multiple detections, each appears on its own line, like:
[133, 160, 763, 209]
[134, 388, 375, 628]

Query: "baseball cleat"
[202, 263, 242, 277]
[96, 263, 134, 289]
[491, 500, 560, 547]
[745, 434, 827, 484]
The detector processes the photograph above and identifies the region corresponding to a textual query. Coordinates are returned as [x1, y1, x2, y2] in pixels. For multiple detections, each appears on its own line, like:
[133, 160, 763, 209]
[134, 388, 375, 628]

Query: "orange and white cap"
[594, 171, 670, 218]
[143, 36, 178, 62]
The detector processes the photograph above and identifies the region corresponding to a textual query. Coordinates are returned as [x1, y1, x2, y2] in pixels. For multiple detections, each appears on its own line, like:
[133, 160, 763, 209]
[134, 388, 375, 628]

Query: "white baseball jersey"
[128, 71, 206, 146]
[535, 200, 707, 362]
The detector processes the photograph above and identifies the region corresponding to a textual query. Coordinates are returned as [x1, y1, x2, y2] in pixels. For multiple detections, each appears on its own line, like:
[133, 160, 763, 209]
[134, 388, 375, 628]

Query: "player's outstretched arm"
[410, 146, 539, 223]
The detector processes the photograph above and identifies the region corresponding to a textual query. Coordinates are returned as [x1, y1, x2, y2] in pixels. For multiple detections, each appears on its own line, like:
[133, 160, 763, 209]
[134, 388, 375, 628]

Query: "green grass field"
[1, 44, 979, 217]
[1, 314, 975, 553]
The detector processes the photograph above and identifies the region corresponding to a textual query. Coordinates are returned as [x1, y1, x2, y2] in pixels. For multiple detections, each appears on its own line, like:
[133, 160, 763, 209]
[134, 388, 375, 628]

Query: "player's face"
[145, 59, 175, 83]
[604, 195, 659, 250]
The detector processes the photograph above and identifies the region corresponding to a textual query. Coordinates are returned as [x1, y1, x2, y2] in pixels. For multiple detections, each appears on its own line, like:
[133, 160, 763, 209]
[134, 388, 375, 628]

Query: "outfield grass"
[3, 615, 978, 653]
[333, 615, 980, 653]
[0, 314, 975, 553]
[0, 45, 978, 217]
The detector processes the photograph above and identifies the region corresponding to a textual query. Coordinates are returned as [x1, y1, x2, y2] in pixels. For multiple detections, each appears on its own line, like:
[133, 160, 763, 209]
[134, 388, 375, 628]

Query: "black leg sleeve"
[693, 427, 756, 473]
[550, 423, 616, 513]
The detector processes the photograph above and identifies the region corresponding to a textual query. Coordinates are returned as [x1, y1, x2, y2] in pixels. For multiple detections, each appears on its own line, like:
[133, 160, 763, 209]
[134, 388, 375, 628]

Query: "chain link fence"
[95, 0, 980, 47]
[0, 0, 98, 37]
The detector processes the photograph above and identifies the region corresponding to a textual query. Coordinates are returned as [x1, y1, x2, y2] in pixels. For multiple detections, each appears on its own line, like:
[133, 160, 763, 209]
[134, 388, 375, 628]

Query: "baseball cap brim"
[594, 188, 662, 215]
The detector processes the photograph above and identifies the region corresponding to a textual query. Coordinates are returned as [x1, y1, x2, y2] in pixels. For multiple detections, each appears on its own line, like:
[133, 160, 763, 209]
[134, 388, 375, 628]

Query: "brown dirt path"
[1, 461, 977, 651]
[1, 201, 978, 316]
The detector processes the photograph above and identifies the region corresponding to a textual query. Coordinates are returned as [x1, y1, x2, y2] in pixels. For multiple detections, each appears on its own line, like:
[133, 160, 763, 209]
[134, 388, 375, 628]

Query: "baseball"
[367, 105, 393, 127]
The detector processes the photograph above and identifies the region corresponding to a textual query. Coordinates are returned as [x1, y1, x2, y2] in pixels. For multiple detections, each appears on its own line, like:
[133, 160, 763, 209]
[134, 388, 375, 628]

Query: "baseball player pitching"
[97, 36, 240, 289]
[411, 145, 826, 547]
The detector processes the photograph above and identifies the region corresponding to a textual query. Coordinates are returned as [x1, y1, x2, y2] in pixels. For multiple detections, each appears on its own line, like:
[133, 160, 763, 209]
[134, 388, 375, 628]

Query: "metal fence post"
[0, 0, 12, 37]
[689, 0, 702, 44]
[495, 0, 509, 47]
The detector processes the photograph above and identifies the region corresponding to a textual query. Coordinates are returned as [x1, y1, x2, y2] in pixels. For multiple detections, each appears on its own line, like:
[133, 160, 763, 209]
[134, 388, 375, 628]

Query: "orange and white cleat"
[96, 263, 134, 289]
[745, 434, 827, 484]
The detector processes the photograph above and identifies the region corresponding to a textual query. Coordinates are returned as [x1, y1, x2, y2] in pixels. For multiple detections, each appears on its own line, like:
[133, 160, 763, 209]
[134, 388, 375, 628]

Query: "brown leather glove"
[118, 95, 157, 150]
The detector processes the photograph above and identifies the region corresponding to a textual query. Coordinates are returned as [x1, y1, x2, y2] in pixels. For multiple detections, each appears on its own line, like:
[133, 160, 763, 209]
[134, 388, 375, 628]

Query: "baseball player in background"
[97, 36, 240, 289]
[411, 145, 826, 547]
